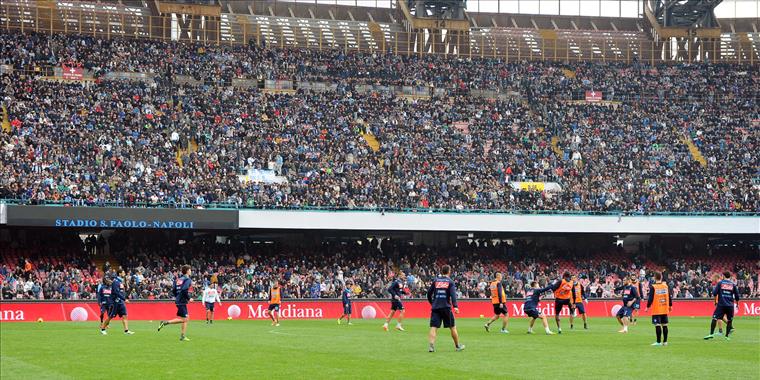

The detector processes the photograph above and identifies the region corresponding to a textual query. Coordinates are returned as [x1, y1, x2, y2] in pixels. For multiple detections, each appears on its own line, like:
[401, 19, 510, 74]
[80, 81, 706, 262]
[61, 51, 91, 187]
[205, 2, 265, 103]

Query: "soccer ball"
[227, 316, 232, 320]
[480, 314, 484, 318]
[37, 317, 44, 323]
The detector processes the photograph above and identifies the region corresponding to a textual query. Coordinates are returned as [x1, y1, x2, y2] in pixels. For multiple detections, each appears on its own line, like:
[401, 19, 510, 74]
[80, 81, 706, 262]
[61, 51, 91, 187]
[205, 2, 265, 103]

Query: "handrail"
[2, 199, 757, 216]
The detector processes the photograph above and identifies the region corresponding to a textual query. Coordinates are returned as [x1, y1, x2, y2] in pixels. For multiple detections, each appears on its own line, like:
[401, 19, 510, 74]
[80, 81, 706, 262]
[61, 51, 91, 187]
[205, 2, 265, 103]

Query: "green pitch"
[2, 317, 758, 379]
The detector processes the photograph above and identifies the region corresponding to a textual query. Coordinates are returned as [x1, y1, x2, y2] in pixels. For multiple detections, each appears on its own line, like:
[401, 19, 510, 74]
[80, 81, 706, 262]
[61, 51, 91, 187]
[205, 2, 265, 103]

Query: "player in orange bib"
[569, 275, 588, 330]
[548, 272, 576, 334]
[645, 272, 672, 346]
[484, 272, 509, 334]
[269, 282, 282, 326]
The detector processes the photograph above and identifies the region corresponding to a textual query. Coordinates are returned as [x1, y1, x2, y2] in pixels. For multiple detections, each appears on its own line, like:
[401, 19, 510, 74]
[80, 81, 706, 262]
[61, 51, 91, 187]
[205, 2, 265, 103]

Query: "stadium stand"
[1, 30, 757, 212]
[1, 232, 757, 301]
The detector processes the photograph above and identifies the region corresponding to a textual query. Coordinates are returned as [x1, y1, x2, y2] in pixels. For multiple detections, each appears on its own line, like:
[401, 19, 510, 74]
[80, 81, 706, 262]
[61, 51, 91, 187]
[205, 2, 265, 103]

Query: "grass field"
[1, 317, 758, 380]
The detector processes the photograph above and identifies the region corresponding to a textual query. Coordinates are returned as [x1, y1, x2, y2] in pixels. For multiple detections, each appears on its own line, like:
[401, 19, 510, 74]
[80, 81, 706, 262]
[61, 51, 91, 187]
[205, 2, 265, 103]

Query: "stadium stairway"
[550, 136, 563, 157]
[362, 133, 380, 152]
[92, 254, 120, 276]
[175, 139, 199, 167]
[676, 132, 707, 167]
[561, 68, 576, 79]
[1, 104, 10, 133]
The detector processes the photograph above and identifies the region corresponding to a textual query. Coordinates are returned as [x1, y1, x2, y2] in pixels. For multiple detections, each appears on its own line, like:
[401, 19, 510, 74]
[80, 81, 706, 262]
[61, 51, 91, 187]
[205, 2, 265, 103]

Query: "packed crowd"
[1, 31, 757, 212]
[2, 234, 758, 301]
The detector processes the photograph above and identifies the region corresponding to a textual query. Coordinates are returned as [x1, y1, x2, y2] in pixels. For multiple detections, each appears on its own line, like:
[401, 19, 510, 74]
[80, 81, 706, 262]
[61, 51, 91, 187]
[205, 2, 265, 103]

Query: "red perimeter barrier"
[1, 300, 759, 322]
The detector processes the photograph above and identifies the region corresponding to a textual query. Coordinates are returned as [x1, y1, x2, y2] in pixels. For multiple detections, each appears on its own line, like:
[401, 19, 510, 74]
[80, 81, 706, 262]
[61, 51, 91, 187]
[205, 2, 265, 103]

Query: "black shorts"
[574, 302, 586, 315]
[205, 302, 215, 312]
[100, 304, 109, 314]
[268, 304, 280, 312]
[430, 308, 455, 328]
[109, 303, 127, 318]
[176, 304, 188, 318]
[343, 303, 352, 315]
[391, 300, 404, 311]
[492, 304, 508, 316]
[525, 307, 542, 319]
[554, 299, 572, 314]
[616, 306, 633, 318]
[713, 305, 734, 321]
[651, 314, 669, 325]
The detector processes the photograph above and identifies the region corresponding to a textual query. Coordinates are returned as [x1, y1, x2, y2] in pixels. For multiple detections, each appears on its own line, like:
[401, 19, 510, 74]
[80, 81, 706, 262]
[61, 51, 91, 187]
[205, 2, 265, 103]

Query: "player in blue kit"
[96, 276, 112, 326]
[426, 265, 464, 352]
[97, 277, 113, 334]
[101, 270, 134, 335]
[383, 273, 406, 332]
[614, 276, 640, 333]
[338, 280, 353, 325]
[158, 265, 193, 341]
[704, 271, 740, 341]
[523, 281, 555, 335]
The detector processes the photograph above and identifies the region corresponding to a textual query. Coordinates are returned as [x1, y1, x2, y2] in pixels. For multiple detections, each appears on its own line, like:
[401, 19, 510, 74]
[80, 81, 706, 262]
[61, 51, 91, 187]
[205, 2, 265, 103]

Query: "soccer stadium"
[0, 0, 758, 378]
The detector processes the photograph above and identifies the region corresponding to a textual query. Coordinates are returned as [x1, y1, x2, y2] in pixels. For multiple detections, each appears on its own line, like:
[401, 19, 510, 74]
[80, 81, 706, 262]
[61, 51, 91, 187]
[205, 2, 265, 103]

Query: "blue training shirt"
[173, 275, 192, 305]
[713, 279, 740, 307]
[524, 285, 553, 309]
[426, 276, 458, 310]
[342, 287, 351, 305]
[111, 277, 126, 304]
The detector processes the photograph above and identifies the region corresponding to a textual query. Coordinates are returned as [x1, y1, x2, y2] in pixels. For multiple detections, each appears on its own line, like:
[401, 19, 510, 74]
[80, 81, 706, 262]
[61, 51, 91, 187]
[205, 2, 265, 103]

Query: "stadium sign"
[2, 300, 758, 322]
[585, 90, 603, 102]
[5, 206, 238, 230]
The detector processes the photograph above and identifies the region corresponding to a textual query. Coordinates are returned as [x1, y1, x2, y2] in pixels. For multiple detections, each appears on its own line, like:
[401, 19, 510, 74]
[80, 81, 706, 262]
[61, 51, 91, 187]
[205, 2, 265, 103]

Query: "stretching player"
[484, 272, 509, 334]
[426, 265, 464, 352]
[645, 272, 672, 346]
[202, 282, 222, 324]
[704, 271, 740, 341]
[524, 281, 555, 335]
[158, 265, 193, 341]
[615, 276, 639, 333]
[338, 280, 353, 325]
[548, 271, 576, 334]
[269, 282, 282, 327]
[101, 270, 134, 335]
[570, 275, 588, 330]
[383, 273, 406, 332]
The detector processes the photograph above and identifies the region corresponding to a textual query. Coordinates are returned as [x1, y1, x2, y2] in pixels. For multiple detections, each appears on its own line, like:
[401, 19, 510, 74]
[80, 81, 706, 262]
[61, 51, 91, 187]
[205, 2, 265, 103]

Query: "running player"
[524, 281, 555, 335]
[202, 282, 222, 324]
[102, 269, 134, 335]
[645, 271, 672, 346]
[548, 271, 576, 334]
[383, 273, 406, 332]
[615, 276, 639, 333]
[338, 280, 353, 325]
[630, 276, 643, 325]
[426, 265, 464, 352]
[704, 271, 740, 341]
[97, 277, 113, 334]
[158, 265, 193, 341]
[484, 272, 509, 334]
[269, 281, 282, 327]
[570, 275, 588, 330]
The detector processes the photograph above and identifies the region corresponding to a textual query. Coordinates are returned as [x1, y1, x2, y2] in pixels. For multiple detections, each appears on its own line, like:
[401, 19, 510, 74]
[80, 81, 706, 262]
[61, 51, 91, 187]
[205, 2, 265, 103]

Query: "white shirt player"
[202, 286, 222, 304]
